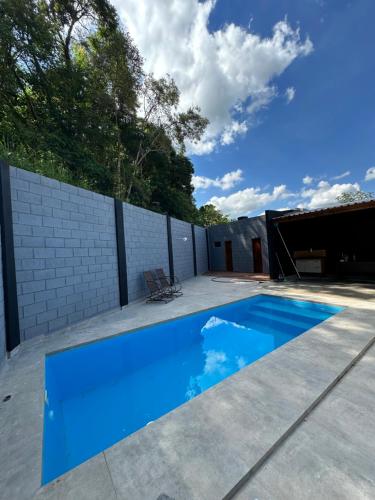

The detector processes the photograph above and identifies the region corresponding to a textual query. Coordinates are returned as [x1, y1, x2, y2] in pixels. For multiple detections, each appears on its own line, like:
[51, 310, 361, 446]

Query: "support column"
[114, 199, 128, 306]
[205, 227, 211, 272]
[191, 224, 197, 276]
[0, 161, 20, 352]
[166, 215, 175, 283]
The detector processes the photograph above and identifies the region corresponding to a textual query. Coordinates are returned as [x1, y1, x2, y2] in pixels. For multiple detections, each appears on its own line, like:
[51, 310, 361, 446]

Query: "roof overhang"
[274, 200, 375, 223]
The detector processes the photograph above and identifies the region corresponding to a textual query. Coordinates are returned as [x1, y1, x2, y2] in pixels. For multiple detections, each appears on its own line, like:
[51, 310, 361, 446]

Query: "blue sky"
[115, 0, 375, 217]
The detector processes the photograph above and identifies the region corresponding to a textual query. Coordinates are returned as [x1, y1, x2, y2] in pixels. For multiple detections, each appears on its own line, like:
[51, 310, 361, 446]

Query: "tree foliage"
[195, 204, 230, 227]
[336, 191, 374, 204]
[0, 0, 209, 221]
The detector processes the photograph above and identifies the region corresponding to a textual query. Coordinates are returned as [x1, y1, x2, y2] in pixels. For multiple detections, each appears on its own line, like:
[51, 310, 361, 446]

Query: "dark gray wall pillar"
[0, 161, 20, 352]
[0, 230, 6, 365]
[191, 224, 197, 276]
[166, 215, 175, 283]
[114, 199, 128, 306]
[205, 228, 210, 271]
[265, 210, 281, 280]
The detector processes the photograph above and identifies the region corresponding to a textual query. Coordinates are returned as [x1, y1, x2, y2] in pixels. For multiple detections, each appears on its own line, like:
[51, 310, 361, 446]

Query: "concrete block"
[22, 280, 46, 294]
[24, 301, 46, 317]
[33, 248, 55, 259]
[17, 190, 41, 205]
[37, 309, 58, 325]
[21, 236, 45, 248]
[30, 204, 53, 217]
[42, 216, 63, 228]
[32, 226, 54, 237]
[46, 277, 66, 290]
[48, 316, 68, 333]
[56, 286, 74, 298]
[65, 238, 80, 248]
[42, 196, 62, 209]
[56, 267, 73, 278]
[45, 238, 64, 248]
[47, 297, 66, 310]
[33, 269, 56, 281]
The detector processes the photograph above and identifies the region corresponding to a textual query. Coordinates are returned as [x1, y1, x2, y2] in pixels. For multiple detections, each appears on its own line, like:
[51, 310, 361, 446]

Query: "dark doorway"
[252, 238, 263, 273]
[225, 241, 233, 271]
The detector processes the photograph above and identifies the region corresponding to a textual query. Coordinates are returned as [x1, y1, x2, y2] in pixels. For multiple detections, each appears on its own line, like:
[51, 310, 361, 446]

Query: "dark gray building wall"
[171, 218, 195, 281]
[123, 203, 170, 302]
[208, 216, 269, 273]
[194, 226, 208, 274]
[0, 230, 6, 367]
[10, 167, 119, 340]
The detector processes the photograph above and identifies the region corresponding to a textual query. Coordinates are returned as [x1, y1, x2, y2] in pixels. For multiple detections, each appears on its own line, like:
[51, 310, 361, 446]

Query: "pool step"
[247, 308, 314, 333]
[253, 300, 330, 322]
[251, 307, 321, 329]
[245, 320, 297, 341]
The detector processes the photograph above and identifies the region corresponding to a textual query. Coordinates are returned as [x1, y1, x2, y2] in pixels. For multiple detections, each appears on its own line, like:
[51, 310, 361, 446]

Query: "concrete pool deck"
[0, 277, 374, 499]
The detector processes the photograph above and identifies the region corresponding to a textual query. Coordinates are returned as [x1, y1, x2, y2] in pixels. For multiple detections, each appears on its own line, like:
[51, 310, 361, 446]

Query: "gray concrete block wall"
[10, 166, 119, 340]
[171, 218, 194, 281]
[208, 216, 269, 273]
[0, 165, 209, 346]
[0, 230, 6, 367]
[123, 203, 170, 302]
[194, 226, 208, 274]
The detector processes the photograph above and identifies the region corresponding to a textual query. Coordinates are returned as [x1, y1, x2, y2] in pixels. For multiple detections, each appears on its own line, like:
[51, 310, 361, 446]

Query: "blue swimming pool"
[42, 294, 343, 483]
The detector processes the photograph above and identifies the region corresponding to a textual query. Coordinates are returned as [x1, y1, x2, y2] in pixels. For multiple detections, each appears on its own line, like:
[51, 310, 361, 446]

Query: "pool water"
[42, 294, 343, 483]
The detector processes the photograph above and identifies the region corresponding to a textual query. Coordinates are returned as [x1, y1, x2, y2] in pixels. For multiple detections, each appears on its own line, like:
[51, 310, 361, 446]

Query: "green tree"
[124, 75, 208, 202]
[74, 26, 143, 196]
[0, 0, 209, 222]
[195, 204, 230, 227]
[336, 191, 374, 203]
[0, 0, 123, 191]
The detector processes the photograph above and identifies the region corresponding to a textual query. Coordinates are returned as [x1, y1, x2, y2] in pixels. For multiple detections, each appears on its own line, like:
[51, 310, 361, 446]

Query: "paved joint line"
[222, 334, 375, 500]
[103, 451, 119, 499]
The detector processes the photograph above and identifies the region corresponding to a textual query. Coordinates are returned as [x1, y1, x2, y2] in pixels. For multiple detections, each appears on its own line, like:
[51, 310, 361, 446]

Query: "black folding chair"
[144, 271, 174, 303]
[154, 268, 183, 297]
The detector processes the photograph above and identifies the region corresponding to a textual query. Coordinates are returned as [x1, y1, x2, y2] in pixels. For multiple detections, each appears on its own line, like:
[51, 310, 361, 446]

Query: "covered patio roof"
[274, 199, 375, 223]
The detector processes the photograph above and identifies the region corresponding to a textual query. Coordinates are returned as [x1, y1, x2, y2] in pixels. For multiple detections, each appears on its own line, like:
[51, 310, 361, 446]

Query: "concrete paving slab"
[34, 454, 117, 500]
[0, 389, 43, 499]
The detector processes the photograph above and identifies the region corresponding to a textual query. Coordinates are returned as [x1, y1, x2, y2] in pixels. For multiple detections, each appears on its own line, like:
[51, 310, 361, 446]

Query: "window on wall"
[214, 241, 221, 247]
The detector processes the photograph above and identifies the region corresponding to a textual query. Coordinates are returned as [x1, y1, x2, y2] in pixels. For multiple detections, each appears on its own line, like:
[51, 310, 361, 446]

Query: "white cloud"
[275, 206, 292, 212]
[192, 169, 243, 190]
[365, 167, 375, 181]
[299, 181, 360, 209]
[221, 121, 248, 146]
[246, 86, 278, 115]
[208, 184, 291, 218]
[113, 0, 313, 154]
[285, 86, 296, 103]
[206, 179, 362, 218]
[303, 175, 313, 185]
[332, 170, 350, 180]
